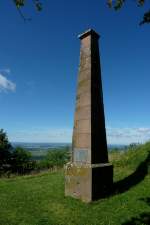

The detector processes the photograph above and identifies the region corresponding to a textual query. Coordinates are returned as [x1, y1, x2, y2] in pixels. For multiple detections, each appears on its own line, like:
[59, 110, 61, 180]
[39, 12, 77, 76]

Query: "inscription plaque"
[74, 148, 88, 162]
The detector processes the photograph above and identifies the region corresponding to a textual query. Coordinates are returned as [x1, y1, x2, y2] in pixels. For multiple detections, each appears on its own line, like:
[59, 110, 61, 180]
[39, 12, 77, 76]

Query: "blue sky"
[0, 1, 150, 144]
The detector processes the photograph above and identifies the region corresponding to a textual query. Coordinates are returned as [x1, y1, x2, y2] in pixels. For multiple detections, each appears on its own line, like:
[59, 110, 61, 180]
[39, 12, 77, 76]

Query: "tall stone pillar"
[65, 29, 113, 202]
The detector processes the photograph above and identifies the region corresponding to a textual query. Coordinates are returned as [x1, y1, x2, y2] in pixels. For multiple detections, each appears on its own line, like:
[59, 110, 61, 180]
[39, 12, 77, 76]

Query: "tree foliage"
[0, 129, 12, 170]
[13, 1, 150, 25]
[11, 147, 32, 174]
[0, 129, 35, 176]
[14, 0, 43, 21]
[0, 129, 70, 176]
[107, 0, 150, 25]
[43, 149, 70, 169]
[14, 0, 42, 11]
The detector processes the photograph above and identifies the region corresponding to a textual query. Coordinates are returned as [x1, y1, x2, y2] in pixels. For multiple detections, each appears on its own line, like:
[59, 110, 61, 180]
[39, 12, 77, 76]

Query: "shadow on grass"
[122, 198, 150, 225]
[111, 152, 150, 224]
[112, 151, 150, 195]
[92, 151, 150, 202]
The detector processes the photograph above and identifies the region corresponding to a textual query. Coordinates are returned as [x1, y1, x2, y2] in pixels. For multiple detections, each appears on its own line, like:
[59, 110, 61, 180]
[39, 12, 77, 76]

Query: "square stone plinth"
[65, 162, 113, 202]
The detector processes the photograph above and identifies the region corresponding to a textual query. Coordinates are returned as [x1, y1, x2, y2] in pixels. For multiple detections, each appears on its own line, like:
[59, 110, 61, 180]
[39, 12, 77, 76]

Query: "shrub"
[11, 147, 33, 174]
[0, 129, 13, 174]
[41, 149, 70, 169]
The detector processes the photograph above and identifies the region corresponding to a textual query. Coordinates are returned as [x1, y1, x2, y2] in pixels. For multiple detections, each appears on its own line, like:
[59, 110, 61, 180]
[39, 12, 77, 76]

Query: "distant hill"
[11, 142, 71, 150]
[11, 142, 128, 150]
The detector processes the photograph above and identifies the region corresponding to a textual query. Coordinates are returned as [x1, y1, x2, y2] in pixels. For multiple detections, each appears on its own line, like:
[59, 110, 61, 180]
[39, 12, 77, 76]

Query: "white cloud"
[9, 128, 72, 143]
[0, 68, 11, 74]
[7, 126, 150, 145]
[106, 127, 150, 144]
[0, 73, 16, 92]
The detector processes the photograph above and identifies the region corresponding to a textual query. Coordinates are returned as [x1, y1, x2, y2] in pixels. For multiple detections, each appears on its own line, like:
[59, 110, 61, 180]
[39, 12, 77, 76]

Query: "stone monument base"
[65, 162, 113, 203]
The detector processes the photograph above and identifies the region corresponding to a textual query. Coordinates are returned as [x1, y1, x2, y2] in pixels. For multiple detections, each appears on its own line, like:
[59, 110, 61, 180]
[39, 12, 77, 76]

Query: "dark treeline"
[0, 129, 70, 177]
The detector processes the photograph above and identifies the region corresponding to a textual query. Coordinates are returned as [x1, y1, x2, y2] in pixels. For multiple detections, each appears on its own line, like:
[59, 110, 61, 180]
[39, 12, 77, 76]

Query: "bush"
[0, 129, 71, 176]
[11, 147, 33, 174]
[41, 149, 70, 170]
[0, 129, 13, 174]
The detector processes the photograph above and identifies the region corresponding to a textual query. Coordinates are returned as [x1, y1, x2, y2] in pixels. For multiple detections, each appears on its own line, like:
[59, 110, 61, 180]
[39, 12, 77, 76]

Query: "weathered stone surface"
[73, 133, 91, 149]
[65, 29, 113, 202]
[74, 105, 91, 121]
[65, 162, 113, 202]
[78, 70, 91, 82]
[65, 163, 92, 202]
[76, 92, 91, 107]
[74, 119, 91, 133]
[76, 79, 91, 96]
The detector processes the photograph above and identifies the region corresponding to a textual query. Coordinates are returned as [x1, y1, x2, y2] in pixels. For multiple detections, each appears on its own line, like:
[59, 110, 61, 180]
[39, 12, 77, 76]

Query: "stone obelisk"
[65, 29, 113, 202]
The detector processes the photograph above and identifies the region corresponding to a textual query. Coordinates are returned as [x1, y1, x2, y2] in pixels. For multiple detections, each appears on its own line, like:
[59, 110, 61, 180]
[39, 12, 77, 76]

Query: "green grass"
[0, 143, 150, 225]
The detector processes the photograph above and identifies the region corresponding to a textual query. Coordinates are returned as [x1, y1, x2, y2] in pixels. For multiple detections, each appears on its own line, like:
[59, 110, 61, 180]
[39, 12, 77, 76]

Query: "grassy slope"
[0, 143, 150, 225]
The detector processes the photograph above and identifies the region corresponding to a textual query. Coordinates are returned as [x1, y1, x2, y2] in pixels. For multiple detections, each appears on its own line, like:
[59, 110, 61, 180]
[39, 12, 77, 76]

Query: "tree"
[14, 0, 42, 11]
[0, 129, 12, 171]
[43, 149, 70, 169]
[107, 0, 150, 25]
[13, 1, 150, 25]
[11, 147, 32, 174]
[14, 0, 43, 21]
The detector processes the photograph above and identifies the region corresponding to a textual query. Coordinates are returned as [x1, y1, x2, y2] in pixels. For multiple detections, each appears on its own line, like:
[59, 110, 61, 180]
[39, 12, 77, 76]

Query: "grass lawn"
[0, 143, 150, 225]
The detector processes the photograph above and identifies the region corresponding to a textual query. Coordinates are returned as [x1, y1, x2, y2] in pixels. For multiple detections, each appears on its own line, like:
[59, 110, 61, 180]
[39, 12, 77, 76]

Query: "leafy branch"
[13, 0, 42, 21]
[107, 0, 150, 25]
